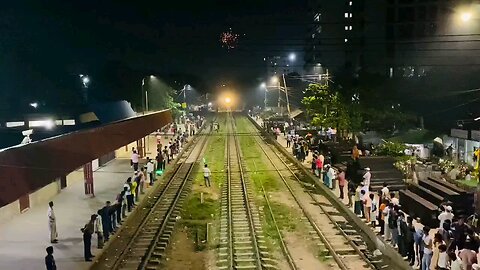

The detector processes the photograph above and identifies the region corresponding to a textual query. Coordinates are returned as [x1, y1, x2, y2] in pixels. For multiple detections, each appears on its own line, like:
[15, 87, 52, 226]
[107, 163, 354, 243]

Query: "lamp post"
[141, 75, 155, 114]
[79, 74, 90, 103]
[282, 73, 291, 116]
[271, 75, 291, 117]
[260, 82, 267, 110]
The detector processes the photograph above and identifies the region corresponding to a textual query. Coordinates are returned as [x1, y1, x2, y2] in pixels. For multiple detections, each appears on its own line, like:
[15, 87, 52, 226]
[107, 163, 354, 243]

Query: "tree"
[302, 83, 350, 130]
[147, 78, 181, 118]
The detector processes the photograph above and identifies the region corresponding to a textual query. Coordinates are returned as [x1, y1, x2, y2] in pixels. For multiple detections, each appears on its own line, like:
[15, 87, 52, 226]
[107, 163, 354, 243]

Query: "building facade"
[305, 0, 480, 78]
[305, 0, 387, 77]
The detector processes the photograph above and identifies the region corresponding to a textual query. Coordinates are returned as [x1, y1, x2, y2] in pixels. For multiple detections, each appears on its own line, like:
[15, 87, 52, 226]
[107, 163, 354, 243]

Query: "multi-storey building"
[265, 55, 296, 79]
[305, 0, 480, 78]
[305, 0, 387, 77]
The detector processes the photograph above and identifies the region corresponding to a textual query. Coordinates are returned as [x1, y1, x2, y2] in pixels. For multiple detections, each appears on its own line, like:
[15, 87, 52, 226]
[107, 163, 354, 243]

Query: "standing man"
[362, 167, 372, 191]
[438, 205, 454, 230]
[139, 167, 146, 194]
[124, 178, 134, 212]
[146, 157, 155, 186]
[381, 182, 390, 201]
[47, 201, 58, 244]
[81, 215, 96, 261]
[203, 164, 212, 187]
[99, 201, 111, 241]
[131, 150, 139, 171]
[116, 190, 125, 224]
[45, 246, 56, 270]
[94, 211, 104, 249]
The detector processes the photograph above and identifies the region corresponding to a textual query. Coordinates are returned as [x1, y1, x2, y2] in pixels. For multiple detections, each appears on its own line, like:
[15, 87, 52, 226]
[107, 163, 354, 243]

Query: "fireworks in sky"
[220, 28, 240, 50]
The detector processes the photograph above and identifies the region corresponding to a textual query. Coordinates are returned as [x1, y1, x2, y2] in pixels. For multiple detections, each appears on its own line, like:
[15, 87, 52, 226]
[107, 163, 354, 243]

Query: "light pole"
[282, 73, 291, 116]
[79, 74, 90, 103]
[271, 75, 291, 117]
[260, 82, 267, 110]
[141, 75, 155, 114]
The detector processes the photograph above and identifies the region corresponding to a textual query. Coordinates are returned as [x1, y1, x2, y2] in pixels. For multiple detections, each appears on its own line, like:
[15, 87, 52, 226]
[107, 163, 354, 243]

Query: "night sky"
[0, 1, 308, 113]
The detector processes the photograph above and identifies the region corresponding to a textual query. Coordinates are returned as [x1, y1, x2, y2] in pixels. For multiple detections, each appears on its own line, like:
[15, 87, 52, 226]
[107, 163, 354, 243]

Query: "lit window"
[349, 1, 353, 6]
[6, 121, 24, 128]
[349, 13, 353, 18]
[345, 13, 349, 18]
[344, 38, 348, 42]
[349, 26, 353, 30]
[63, 119, 76, 125]
[29, 120, 55, 128]
[345, 26, 349, 30]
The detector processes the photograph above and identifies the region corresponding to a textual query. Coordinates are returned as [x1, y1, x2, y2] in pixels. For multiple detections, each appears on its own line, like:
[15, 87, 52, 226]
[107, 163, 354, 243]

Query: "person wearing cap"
[438, 206, 454, 231]
[363, 167, 371, 190]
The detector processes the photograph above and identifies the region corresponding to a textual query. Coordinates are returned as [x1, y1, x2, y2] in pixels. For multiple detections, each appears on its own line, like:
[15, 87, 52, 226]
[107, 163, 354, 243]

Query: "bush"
[376, 141, 407, 157]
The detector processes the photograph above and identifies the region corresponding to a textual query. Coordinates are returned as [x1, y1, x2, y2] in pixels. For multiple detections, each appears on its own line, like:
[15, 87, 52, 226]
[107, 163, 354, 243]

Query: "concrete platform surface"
[0, 131, 184, 270]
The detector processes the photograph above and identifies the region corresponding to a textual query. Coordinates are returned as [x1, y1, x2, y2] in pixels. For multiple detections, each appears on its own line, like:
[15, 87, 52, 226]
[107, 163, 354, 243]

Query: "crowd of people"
[45, 117, 205, 269]
[267, 119, 480, 270]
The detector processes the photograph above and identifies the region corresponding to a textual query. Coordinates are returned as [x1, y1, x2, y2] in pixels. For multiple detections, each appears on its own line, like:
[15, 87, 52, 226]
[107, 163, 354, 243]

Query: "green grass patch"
[235, 117, 279, 193]
[457, 179, 478, 188]
[266, 201, 297, 231]
[182, 195, 217, 220]
[179, 114, 227, 250]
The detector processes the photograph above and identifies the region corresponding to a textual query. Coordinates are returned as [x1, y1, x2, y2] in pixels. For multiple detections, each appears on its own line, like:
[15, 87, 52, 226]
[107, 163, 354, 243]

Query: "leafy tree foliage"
[302, 82, 417, 133]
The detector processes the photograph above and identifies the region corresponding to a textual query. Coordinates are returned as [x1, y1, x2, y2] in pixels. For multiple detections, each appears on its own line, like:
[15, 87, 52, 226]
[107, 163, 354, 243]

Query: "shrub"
[376, 140, 407, 157]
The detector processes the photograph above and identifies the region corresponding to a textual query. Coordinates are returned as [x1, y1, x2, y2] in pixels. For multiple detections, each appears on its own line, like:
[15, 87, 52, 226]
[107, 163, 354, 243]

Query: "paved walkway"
[0, 132, 181, 270]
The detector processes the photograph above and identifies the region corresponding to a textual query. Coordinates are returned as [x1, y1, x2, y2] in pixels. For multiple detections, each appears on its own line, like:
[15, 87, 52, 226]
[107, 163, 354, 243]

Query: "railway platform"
[0, 132, 181, 270]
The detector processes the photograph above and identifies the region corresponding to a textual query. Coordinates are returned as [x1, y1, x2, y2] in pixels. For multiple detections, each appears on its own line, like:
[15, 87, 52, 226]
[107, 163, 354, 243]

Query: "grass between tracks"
[236, 116, 329, 263]
[180, 114, 226, 251]
[235, 116, 292, 249]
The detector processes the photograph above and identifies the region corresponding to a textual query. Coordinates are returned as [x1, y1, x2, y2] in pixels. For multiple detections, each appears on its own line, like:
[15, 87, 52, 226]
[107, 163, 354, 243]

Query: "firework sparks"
[220, 28, 240, 49]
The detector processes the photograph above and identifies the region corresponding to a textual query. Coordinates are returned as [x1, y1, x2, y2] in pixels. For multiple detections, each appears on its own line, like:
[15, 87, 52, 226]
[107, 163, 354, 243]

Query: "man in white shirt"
[381, 182, 390, 201]
[131, 150, 139, 171]
[390, 192, 400, 206]
[438, 206, 454, 230]
[47, 201, 58, 243]
[363, 167, 372, 190]
[146, 158, 155, 185]
[203, 164, 212, 187]
[124, 178, 133, 212]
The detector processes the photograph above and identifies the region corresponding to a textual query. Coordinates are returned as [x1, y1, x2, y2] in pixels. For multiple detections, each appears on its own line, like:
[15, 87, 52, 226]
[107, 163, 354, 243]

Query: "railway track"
[217, 114, 274, 270]
[243, 116, 390, 270]
[91, 124, 210, 270]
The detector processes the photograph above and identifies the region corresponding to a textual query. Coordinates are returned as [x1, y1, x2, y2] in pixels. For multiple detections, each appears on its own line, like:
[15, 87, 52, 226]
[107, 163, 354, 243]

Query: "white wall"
[0, 200, 20, 225]
[28, 180, 60, 209]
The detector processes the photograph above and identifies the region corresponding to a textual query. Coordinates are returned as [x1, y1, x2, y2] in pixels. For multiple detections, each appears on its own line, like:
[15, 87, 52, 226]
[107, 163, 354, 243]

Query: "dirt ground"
[284, 232, 336, 270]
[163, 227, 208, 270]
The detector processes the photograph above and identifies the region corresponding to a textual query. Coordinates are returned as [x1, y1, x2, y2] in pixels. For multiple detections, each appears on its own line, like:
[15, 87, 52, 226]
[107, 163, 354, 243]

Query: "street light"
[260, 82, 267, 109]
[30, 102, 38, 108]
[142, 75, 155, 113]
[461, 12, 472, 22]
[289, 52, 296, 62]
[79, 74, 90, 102]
